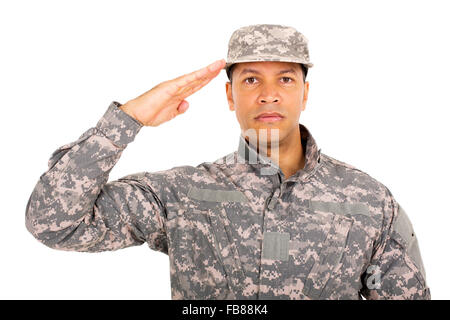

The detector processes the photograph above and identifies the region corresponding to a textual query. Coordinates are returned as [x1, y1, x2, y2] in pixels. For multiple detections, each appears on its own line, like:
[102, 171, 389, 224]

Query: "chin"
[253, 121, 285, 133]
[243, 124, 283, 144]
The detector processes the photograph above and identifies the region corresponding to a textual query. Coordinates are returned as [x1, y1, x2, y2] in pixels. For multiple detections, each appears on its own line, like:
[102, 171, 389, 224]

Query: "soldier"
[25, 24, 430, 299]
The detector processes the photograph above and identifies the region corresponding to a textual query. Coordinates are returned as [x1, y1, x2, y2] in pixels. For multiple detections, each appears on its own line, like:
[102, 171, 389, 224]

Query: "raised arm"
[25, 59, 226, 253]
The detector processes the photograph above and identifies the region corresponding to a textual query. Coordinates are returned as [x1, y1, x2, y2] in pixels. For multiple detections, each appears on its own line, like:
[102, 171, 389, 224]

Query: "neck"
[257, 125, 305, 179]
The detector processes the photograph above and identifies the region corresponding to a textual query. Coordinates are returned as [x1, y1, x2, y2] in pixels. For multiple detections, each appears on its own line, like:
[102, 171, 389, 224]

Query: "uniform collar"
[236, 123, 321, 180]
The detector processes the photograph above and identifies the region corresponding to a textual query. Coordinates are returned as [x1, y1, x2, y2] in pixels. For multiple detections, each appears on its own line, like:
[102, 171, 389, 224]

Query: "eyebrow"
[239, 68, 299, 77]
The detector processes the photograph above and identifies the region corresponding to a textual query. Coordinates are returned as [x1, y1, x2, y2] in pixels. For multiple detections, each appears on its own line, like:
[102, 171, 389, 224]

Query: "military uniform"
[25, 24, 430, 300]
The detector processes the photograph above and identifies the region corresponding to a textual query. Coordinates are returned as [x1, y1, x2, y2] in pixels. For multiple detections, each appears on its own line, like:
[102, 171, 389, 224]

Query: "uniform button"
[268, 196, 278, 210]
[266, 188, 281, 211]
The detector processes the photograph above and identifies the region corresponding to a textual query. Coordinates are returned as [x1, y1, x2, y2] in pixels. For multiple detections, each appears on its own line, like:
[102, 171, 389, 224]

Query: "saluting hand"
[119, 59, 226, 127]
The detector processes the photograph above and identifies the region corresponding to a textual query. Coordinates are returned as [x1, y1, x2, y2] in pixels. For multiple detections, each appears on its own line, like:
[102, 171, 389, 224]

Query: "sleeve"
[359, 187, 431, 299]
[25, 101, 168, 254]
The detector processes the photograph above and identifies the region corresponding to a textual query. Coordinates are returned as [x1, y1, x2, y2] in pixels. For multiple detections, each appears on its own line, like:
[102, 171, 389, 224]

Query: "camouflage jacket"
[25, 101, 431, 300]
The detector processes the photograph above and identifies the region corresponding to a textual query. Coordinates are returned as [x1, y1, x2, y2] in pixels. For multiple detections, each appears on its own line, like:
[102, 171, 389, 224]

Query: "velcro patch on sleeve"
[393, 204, 427, 282]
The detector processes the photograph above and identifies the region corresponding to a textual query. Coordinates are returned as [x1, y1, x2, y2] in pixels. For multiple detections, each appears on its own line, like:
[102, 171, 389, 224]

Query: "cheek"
[287, 92, 304, 114]
[233, 90, 253, 105]
[232, 93, 253, 120]
[234, 108, 249, 127]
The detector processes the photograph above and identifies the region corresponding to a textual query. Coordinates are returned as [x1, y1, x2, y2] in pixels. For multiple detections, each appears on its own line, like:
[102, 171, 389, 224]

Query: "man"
[25, 24, 430, 299]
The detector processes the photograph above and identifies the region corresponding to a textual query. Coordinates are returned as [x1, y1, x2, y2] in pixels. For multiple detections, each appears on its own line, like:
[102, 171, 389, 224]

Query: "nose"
[258, 84, 280, 104]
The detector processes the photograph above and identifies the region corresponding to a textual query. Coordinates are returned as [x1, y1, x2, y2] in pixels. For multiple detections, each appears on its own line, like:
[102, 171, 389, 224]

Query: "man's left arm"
[360, 188, 431, 299]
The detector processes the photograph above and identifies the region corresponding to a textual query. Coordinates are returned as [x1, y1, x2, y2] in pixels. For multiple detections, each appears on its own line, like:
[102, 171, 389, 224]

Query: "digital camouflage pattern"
[224, 24, 314, 76]
[25, 101, 431, 299]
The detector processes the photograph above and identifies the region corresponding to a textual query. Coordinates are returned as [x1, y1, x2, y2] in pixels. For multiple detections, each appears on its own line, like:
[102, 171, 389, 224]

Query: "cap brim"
[224, 58, 313, 70]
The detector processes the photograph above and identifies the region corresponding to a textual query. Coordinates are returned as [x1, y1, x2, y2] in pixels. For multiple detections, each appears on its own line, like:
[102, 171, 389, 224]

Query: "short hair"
[227, 63, 308, 84]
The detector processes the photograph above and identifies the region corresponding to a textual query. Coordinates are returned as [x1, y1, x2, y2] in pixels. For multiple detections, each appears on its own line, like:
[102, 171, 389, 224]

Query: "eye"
[281, 77, 293, 83]
[244, 77, 258, 84]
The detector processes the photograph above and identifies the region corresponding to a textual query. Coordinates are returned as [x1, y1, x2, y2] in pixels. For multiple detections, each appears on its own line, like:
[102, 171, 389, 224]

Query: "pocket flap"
[309, 200, 370, 217]
[187, 186, 248, 203]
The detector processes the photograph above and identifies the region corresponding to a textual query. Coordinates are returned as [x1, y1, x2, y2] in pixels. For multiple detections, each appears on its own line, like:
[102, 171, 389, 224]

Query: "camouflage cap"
[224, 24, 313, 77]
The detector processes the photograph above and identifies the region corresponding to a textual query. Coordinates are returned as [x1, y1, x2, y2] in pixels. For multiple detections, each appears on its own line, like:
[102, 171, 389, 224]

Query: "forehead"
[233, 61, 301, 75]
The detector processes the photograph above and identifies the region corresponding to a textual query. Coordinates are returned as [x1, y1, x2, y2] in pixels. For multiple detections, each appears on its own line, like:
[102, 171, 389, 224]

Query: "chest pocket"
[176, 186, 249, 299]
[301, 200, 369, 299]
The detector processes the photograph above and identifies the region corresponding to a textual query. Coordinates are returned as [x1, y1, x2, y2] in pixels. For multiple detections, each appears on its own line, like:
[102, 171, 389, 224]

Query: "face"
[225, 61, 309, 146]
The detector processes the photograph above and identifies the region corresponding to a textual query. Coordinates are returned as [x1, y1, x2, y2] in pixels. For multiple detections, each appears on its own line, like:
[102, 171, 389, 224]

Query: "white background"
[1, 0, 449, 299]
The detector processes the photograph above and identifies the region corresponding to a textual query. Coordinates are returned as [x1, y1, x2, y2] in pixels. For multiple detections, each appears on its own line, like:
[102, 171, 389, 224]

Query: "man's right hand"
[119, 59, 226, 127]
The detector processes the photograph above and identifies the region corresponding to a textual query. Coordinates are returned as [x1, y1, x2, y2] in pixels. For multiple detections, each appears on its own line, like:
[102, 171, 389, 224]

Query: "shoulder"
[319, 152, 390, 197]
[115, 164, 207, 198]
[122, 162, 219, 185]
[116, 160, 229, 201]
[316, 152, 402, 245]
[317, 152, 397, 225]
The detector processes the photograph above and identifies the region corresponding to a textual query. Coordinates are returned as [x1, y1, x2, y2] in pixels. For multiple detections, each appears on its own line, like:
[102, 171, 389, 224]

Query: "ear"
[226, 81, 235, 111]
[300, 81, 309, 112]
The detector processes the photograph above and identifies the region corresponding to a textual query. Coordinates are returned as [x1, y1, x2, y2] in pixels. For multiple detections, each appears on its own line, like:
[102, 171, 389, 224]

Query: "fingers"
[167, 59, 224, 100]
[177, 68, 219, 97]
[207, 59, 226, 72]
[173, 59, 225, 89]
[186, 74, 216, 95]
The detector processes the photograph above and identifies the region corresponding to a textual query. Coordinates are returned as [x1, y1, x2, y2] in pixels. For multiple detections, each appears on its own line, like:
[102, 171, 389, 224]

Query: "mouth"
[254, 112, 284, 123]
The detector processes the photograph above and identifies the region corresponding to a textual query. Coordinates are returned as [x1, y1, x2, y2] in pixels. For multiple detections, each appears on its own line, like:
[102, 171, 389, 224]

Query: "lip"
[255, 112, 284, 122]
